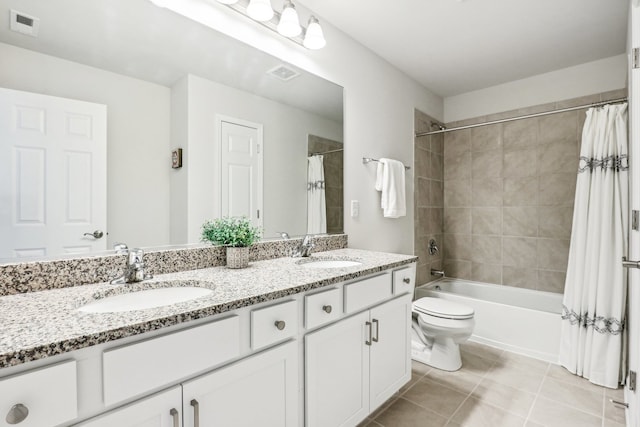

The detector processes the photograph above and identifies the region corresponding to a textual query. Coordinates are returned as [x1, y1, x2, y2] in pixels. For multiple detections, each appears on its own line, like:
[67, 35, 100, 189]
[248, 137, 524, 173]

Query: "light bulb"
[303, 16, 326, 49]
[277, 1, 302, 37]
[246, 0, 274, 21]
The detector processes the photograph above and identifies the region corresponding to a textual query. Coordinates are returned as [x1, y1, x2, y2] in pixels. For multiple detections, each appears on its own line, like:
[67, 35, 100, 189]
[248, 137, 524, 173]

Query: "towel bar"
[362, 157, 410, 170]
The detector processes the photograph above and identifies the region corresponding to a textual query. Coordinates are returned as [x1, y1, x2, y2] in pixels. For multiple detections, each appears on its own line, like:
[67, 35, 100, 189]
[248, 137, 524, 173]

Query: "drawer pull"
[372, 318, 379, 343]
[191, 399, 200, 427]
[6, 403, 29, 424]
[403, 277, 411, 284]
[322, 305, 332, 314]
[365, 321, 372, 346]
[170, 408, 179, 427]
[274, 320, 286, 330]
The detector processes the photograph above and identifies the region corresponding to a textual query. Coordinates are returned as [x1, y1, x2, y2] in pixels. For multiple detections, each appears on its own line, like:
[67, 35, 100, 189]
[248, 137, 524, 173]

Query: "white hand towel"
[374, 158, 406, 218]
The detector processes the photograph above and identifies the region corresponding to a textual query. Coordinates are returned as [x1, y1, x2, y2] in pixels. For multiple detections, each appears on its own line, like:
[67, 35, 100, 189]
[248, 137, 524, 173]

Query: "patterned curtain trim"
[578, 155, 628, 173]
[308, 180, 325, 191]
[561, 305, 624, 335]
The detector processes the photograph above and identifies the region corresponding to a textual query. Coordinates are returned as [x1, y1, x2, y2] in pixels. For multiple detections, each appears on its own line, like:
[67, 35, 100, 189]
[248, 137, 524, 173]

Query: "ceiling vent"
[10, 10, 40, 37]
[267, 65, 300, 82]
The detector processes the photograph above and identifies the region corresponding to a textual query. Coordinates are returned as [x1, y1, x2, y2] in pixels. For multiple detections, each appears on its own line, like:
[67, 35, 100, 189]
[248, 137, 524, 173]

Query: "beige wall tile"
[417, 177, 430, 208]
[431, 133, 444, 154]
[600, 88, 628, 101]
[503, 119, 537, 150]
[444, 151, 471, 181]
[538, 139, 579, 175]
[416, 263, 429, 286]
[429, 153, 444, 180]
[503, 206, 538, 237]
[472, 207, 502, 235]
[472, 262, 502, 283]
[503, 176, 537, 206]
[471, 124, 502, 152]
[472, 149, 503, 179]
[555, 94, 601, 109]
[471, 235, 502, 264]
[444, 129, 471, 159]
[429, 179, 444, 207]
[537, 270, 566, 293]
[444, 208, 471, 234]
[472, 177, 502, 207]
[537, 239, 570, 271]
[503, 266, 538, 289]
[444, 233, 472, 260]
[503, 237, 537, 268]
[503, 147, 537, 178]
[538, 111, 578, 145]
[444, 179, 470, 207]
[538, 206, 574, 238]
[415, 147, 429, 177]
[539, 173, 576, 206]
[444, 259, 472, 280]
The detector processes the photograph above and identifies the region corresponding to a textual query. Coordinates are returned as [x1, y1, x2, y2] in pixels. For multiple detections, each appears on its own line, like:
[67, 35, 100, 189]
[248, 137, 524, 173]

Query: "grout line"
[524, 362, 551, 425]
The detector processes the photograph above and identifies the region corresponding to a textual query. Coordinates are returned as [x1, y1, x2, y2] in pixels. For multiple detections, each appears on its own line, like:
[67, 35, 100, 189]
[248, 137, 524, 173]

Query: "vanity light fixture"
[277, 1, 301, 37]
[246, 0, 274, 21]
[214, 0, 326, 50]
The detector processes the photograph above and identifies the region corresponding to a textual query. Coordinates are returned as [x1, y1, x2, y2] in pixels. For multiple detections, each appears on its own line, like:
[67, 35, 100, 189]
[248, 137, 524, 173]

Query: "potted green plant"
[201, 217, 262, 268]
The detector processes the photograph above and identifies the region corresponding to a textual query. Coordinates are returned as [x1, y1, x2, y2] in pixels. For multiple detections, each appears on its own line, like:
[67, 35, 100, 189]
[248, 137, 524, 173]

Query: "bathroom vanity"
[0, 248, 416, 427]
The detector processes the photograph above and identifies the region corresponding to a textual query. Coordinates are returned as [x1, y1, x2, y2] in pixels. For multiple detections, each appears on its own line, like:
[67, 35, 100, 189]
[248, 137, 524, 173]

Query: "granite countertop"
[0, 248, 416, 369]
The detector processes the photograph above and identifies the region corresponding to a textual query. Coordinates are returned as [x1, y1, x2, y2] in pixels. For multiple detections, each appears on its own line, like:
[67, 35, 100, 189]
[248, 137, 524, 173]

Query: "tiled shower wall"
[414, 89, 626, 292]
[308, 135, 344, 234]
[414, 110, 444, 285]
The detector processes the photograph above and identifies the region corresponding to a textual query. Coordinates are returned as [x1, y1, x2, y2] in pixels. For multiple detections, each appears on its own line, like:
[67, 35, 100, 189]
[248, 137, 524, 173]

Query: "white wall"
[172, 74, 343, 243]
[0, 42, 171, 250]
[163, 0, 443, 255]
[444, 54, 627, 122]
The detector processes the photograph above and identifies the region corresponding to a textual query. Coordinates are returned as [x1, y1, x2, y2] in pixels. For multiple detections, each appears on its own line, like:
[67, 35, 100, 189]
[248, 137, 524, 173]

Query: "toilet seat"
[412, 297, 474, 320]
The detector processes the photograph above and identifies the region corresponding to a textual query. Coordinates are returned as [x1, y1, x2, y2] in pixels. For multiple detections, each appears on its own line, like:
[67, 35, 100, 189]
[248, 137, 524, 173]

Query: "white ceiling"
[298, 0, 629, 97]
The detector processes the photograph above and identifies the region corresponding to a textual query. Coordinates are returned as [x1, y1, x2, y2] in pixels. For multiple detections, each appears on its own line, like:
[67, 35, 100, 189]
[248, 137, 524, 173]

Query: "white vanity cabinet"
[74, 386, 182, 427]
[305, 292, 412, 427]
[182, 340, 298, 427]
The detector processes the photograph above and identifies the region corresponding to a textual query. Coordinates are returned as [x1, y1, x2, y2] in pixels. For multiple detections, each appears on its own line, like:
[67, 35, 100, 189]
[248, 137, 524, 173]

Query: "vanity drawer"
[0, 360, 77, 427]
[251, 300, 298, 350]
[305, 288, 341, 329]
[393, 266, 415, 295]
[344, 273, 392, 314]
[103, 315, 240, 406]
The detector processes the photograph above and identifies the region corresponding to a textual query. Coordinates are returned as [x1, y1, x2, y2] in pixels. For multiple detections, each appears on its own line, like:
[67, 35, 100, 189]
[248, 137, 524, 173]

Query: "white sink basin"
[299, 259, 362, 269]
[78, 286, 213, 313]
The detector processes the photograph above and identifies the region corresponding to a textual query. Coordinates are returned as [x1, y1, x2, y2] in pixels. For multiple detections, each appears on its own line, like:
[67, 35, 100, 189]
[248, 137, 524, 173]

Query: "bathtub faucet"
[430, 269, 445, 278]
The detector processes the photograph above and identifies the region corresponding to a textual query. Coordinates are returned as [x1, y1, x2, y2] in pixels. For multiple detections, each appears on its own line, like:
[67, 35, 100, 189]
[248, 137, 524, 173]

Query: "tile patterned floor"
[359, 341, 627, 427]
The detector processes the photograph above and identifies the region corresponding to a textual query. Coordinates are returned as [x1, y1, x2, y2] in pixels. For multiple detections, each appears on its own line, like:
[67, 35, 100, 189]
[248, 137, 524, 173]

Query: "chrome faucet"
[430, 269, 445, 278]
[277, 231, 290, 240]
[111, 248, 153, 284]
[292, 235, 315, 258]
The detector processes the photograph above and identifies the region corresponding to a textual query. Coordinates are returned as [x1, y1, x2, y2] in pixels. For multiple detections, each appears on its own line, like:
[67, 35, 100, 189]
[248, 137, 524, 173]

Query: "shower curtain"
[307, 155, 327, 234]
[559, 103, 628, 388]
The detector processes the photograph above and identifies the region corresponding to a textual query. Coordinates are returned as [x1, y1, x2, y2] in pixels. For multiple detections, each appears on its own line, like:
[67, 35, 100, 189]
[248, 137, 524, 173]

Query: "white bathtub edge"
[468, 336, 560, 365]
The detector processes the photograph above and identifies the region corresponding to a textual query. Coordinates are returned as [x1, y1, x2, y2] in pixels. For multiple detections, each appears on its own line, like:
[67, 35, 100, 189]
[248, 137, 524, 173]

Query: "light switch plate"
[350, 200, 359, 217]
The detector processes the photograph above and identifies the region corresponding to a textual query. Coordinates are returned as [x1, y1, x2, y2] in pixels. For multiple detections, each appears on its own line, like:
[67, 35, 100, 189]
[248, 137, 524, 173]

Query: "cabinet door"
[182, 341, 298, 427]
[305, 311, 370, 427]
[74, 386, 182, 427]
[369, 296, 412, 410]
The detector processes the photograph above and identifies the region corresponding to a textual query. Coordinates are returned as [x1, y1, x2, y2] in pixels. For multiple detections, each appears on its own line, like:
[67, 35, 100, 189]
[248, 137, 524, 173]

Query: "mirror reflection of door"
[0, 88, 107, 259]
[219, 117, 263, 229]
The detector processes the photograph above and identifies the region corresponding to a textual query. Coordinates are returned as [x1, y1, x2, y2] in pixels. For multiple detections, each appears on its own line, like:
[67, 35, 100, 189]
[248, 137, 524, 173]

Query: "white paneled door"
[218, 117, 263, 228]
[0, 88, 107, 259]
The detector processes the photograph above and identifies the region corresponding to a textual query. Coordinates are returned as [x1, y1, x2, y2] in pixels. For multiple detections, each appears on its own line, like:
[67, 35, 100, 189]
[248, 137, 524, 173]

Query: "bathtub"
[415, 278, 563, 363]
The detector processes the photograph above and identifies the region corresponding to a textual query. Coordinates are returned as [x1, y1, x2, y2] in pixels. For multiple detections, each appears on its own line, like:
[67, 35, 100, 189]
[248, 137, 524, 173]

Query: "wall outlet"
[350, 200, 359, 217]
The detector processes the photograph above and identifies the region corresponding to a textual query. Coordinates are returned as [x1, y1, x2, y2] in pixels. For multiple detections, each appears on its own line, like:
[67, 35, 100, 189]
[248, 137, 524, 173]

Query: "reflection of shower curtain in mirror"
[560, 103, 628, 388]
[307, 155, 327, 234]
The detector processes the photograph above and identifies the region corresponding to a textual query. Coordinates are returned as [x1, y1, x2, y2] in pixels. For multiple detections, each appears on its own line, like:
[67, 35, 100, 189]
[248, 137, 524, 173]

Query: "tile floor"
[359, 341, 626, 427]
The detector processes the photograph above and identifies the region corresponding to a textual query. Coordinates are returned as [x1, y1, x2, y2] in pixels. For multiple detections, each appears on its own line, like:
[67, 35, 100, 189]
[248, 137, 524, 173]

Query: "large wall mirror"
[0, 0, 344, 262]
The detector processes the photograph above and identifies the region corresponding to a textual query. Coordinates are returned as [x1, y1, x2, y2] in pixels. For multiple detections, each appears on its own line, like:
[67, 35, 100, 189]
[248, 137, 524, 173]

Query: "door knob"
[83, 230, 104, 239]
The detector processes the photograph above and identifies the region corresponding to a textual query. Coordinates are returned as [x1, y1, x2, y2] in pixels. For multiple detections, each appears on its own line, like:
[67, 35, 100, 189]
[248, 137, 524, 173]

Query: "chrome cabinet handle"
[372, 319, 379, 343]
[191, 399, 200, 427]
[365, 321, 372, 346]
[403, 277, 411, 284]
[275, 320, 286, 330]
[6, 403, 29, 424]
[83, 230, 104, 239]
[322, 305, 332, 314]
[170, 408, 179, 427]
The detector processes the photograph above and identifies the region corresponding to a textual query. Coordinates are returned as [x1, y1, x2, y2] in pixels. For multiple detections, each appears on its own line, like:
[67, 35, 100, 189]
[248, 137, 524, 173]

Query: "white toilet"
[411, 297, 475, 371]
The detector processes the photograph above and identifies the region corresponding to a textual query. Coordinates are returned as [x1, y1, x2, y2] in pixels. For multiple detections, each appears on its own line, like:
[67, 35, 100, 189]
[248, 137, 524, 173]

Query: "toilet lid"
[413, 297, 474, 320]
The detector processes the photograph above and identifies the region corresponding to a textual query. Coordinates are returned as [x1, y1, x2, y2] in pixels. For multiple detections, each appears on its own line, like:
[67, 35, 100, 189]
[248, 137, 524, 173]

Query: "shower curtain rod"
[415, 97, 628, 137]
[311, 148, 343, 155]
